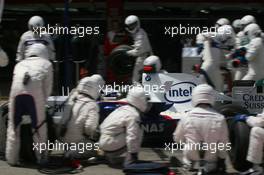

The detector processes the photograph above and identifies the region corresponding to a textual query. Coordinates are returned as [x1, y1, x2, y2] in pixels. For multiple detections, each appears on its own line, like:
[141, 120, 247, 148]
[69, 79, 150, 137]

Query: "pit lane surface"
[0, 148, 238, 175]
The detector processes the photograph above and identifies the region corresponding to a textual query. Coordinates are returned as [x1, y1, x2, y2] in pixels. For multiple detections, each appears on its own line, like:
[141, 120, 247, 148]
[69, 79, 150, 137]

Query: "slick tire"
[216, 104, 252, 171]
[108, 45, 136, 77]
[230, 121, 252, 171]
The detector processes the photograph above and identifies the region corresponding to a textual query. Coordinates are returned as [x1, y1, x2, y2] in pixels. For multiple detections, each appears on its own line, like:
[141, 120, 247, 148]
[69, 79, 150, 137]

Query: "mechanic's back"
[173, 84, 229, 173]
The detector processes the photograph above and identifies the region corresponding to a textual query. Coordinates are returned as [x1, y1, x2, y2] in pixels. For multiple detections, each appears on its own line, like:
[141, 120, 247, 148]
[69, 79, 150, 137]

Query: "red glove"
[192, 64, 201, 73]
[232, 59, 241, 68]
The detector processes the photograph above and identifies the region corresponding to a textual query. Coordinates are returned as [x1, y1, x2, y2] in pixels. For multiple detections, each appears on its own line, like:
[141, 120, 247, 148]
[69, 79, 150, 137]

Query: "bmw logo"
[145, 75, 151, 81]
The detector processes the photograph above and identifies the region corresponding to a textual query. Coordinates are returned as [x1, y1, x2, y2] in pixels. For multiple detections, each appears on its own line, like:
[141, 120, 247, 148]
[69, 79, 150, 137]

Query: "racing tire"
[215, 103, 249, 117]
[230, 121, 252, 171]
[215, 104, 252, 171]
[108, 45, 136, 77]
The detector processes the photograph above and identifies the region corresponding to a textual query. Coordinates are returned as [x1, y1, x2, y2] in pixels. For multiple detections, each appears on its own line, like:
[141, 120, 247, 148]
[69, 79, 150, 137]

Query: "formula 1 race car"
[44, 73, 262, 173]
[1, 44, 263, 172]
[46, 96, 177, 147]
[0, 73, 258, 173]
[141, 72, 264, 172]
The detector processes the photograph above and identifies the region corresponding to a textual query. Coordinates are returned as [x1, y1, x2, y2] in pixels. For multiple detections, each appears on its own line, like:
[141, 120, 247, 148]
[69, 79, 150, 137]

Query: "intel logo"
[164, 82, 197, 103]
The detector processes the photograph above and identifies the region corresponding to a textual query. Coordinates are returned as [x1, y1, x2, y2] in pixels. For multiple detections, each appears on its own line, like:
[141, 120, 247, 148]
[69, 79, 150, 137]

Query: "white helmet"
[0, 48, 9, 67]
[143, 55, 162, 73]
[125, 15, 140, 34]
[25, 43, 49, 59]
[241, 15, 256, 26]
[232, 19, 242, 30]
[192, 84, 216, 107]
[244, 23, 262, 40]
[216, 25, 235, 44]
[90, 74, 105, 88]
[215, 18, 230, 28]
[127, 86, 150, 112]
[90, 74, 105, 95]
[28, 16, 44, 31]
[77, 76, 100, 100]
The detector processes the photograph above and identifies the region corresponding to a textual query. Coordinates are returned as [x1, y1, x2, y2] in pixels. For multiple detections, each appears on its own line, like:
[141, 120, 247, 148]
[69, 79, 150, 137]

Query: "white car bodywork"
[46, 73, 262, 122]
[142, 73, 234, 118]
[232, 84, 264, 114]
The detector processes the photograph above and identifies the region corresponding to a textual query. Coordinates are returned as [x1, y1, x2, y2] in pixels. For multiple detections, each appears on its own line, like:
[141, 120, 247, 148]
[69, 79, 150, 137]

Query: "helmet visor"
[125, 21, 138, 32]
[143, 65, 156, 73]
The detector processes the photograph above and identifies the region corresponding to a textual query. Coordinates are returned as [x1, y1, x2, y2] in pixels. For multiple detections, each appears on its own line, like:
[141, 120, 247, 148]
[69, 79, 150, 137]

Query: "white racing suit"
[236, 31, 250, 47]
[67, 88, 78, 105]
[242, 37, 264, 81]
[16, 31, 55, 62]
[234, 31, 249, 80]
[246, 114, 264, 164]
[6, 56, 53, 165]
[200, 39, 224, 91]
[99, 105, 143, 160]
[63, 94, 100, 159]
[173, 107, 229, 170]
[127, 28, 152, 83]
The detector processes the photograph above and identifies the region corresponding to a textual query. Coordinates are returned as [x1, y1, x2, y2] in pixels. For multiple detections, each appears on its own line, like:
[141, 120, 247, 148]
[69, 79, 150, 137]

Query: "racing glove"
[232, 56, 248, 68]
[89, 129, 100, 142]
[234, 114, 248, 122]
[232, 47, 247, 59]
[196, 44, 204, 55]
[231, 47, 248, 68]
[192, 64, 201, 73]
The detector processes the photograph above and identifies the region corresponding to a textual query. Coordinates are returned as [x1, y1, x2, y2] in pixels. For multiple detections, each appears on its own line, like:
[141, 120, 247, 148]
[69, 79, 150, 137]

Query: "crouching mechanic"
[234, 112, 264, 174]
[99, 86, 150, 166]
[62, 76, 103, 166]
[173, 84, 229, 173]
[124, 15, 152, 83]
[6, 43, 53, 166]
[67, 74, 105, 105]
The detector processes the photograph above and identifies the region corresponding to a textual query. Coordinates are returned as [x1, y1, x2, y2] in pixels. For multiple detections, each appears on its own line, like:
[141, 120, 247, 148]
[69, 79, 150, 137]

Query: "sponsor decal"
[164, 82, 197, 103]
[242, 94, 264, 109]
[145, 75, 151, 81]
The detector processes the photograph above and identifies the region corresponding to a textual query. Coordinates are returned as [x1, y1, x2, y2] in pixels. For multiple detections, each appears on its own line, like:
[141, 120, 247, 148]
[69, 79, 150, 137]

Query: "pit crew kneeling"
[173, 84, 230, 174]
[99, 86, 150, 166]
[60, 76, 103, 169]
[234, 111, 264, 174]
